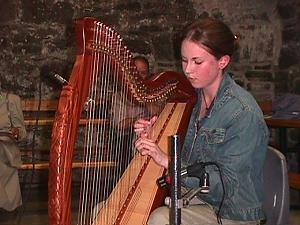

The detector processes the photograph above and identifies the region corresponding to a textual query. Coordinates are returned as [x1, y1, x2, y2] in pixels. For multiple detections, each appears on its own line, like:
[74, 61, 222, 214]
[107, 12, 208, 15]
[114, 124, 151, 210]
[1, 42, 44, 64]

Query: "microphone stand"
[169, 135, 182, 225]
[167, 136, 211, 225]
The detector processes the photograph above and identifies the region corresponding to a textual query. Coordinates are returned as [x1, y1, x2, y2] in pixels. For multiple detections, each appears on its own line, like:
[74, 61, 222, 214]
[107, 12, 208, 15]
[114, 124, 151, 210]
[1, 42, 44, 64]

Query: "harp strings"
[105, 26, 127, 223]
[78, 21, 146, 224]
[94, 23, 111, 223]
[78, 21, 103, 224]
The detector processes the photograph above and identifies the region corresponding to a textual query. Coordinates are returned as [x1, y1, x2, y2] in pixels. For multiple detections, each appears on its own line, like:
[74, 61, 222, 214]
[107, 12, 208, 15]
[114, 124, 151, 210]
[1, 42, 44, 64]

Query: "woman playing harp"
[136, 17, 268, 225]
[48, 17, 196, 225]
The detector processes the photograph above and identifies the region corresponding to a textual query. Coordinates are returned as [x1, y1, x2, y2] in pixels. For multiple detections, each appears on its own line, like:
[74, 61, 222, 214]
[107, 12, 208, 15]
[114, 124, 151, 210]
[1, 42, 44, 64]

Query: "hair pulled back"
[181, 17, 237, 59]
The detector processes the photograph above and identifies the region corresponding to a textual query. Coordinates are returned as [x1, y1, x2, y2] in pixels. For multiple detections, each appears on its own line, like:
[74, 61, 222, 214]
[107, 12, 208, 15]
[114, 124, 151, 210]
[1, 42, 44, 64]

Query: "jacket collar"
[196, 73, 234, 118]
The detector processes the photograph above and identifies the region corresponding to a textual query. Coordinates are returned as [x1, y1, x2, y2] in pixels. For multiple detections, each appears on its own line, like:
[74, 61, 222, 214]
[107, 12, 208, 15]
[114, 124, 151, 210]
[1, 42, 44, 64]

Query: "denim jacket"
[181, 73, 269, 221]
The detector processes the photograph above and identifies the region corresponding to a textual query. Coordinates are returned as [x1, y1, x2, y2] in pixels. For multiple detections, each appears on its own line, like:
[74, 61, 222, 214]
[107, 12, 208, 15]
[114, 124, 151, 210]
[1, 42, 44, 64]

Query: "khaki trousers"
[0, 139, 22, 211]
[147, 198, 261, 225]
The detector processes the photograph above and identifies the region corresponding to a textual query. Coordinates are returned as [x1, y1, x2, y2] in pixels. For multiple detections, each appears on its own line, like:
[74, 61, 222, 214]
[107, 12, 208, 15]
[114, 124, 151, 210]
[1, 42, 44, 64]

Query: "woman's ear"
[218, 55, 231, 69]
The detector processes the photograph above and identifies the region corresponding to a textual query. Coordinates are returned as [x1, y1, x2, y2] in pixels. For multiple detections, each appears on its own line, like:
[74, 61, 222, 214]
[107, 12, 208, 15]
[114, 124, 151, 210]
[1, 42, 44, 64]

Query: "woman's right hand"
[134, 116, 169, 169]
[135, 136, 169, 169]
[134, 116, 158, 137]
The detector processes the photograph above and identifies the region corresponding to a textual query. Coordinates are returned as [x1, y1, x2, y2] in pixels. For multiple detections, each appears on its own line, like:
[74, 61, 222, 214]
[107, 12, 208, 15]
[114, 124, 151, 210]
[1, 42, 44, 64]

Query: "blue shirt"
[182, 73, 269, 221]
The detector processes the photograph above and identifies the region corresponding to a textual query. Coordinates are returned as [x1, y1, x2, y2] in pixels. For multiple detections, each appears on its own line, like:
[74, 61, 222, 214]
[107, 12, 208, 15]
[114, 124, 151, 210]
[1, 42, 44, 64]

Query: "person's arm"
[8, 94, 27, 141]
[111, 92, 146, 131]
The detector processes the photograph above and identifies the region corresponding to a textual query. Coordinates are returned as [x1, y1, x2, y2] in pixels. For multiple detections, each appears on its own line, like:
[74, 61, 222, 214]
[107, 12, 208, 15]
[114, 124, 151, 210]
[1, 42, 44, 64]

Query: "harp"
[48, 17, 196, 225]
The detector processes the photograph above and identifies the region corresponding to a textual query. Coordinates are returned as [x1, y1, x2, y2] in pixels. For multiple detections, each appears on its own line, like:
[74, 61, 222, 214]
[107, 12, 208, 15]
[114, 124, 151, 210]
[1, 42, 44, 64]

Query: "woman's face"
[181, 39, 226, 90]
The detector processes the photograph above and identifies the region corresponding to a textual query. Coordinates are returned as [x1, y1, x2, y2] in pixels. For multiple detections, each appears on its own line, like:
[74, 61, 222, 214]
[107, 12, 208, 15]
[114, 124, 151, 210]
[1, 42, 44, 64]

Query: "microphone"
[157, 169, 188, 188]
[157, 161, 213, 191]
[50, 72, 68, 85]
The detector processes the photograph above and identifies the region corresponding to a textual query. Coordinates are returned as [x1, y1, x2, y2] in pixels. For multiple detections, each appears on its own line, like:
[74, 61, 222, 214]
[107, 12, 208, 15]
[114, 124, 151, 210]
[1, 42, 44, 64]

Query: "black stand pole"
[169, 135, 181, 225]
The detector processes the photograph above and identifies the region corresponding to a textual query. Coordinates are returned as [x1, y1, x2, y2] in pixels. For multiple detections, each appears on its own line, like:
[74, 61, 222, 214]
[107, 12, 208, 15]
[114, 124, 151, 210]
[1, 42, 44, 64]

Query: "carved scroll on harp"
[48, 17, 197, 225]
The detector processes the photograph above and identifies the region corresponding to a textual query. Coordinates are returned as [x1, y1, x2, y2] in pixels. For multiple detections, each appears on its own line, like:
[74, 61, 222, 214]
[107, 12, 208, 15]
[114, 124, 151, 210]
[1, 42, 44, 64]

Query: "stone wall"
[1, 0, 300, 176]
[0, 0, 299, 100]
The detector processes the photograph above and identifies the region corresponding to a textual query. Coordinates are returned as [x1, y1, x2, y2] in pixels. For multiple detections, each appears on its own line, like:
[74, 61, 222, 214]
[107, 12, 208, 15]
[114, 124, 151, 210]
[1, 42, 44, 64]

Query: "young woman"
[134, 17, 269, 225]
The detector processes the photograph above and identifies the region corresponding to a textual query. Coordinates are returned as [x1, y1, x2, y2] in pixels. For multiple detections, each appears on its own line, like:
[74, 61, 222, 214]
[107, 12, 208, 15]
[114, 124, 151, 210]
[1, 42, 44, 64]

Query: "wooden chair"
[20, 99, 112, 170]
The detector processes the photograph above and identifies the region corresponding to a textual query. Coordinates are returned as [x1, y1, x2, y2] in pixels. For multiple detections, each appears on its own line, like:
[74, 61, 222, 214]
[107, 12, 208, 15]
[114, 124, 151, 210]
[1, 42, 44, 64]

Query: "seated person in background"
[132, 55, 151, 79]
[0, 91, 26, 211]
[109, 55, 159, 175]
[111, 55, 153, 131]
[134, 17, 269, 225]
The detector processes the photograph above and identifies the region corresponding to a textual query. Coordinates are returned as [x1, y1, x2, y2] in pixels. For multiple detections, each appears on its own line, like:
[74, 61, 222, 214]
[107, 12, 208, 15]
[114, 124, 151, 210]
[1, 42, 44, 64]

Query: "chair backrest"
[262, 146, 290, 225]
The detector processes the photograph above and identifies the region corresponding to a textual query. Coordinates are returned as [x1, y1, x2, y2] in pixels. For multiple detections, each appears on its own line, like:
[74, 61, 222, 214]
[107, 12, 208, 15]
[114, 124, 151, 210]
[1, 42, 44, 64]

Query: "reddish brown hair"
[182, 18, 237, 59]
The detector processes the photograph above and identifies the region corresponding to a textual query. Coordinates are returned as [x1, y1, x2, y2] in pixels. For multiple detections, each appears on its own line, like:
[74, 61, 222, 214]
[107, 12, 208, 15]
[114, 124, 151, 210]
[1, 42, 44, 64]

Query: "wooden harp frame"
[48, 17, 197, 225]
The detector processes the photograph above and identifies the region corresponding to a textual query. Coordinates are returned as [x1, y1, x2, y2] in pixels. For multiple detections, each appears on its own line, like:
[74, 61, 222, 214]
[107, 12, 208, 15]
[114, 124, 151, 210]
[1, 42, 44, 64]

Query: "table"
[264, 117, 300, 154]
[264, 117, 300, 192]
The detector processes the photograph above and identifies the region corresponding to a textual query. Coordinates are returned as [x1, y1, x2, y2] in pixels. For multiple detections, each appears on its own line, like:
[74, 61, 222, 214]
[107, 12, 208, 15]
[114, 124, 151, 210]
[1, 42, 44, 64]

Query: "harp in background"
[48, 17, 196, 225]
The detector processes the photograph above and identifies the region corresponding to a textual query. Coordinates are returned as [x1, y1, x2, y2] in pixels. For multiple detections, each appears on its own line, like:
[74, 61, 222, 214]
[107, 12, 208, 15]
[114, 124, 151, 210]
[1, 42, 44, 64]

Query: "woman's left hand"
[134, 116, 157, 137]
[135, 137, 168, 169]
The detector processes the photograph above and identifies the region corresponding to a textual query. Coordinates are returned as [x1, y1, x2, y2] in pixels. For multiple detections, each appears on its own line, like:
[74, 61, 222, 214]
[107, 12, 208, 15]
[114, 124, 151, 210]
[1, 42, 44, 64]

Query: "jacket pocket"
[200, 127, 225, 144]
